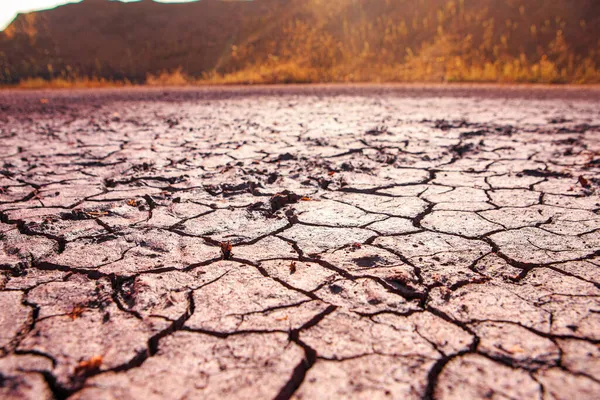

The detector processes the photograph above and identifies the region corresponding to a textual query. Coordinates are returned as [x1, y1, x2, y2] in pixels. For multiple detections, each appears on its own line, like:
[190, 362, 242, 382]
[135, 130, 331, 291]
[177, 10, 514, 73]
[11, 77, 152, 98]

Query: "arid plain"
[1, 85, 599, 399]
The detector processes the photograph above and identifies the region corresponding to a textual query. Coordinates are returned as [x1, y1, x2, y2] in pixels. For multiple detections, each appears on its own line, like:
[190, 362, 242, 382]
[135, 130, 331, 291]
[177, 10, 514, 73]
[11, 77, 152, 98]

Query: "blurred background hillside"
[1, 0, 599, 86]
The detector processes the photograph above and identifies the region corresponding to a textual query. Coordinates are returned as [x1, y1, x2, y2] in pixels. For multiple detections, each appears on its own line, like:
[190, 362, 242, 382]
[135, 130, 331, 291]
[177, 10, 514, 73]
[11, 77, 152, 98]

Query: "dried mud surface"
[1, 85, 600, 399]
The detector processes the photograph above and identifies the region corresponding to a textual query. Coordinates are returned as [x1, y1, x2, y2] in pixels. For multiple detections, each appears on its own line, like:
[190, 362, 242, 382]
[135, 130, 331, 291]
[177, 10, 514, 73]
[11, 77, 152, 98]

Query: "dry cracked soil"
[0, 85, 600, 400]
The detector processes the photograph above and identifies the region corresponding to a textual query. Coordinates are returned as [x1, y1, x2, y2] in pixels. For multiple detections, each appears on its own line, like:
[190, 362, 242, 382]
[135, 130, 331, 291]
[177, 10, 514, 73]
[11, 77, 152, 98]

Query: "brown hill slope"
[1, 0, 599, 84]
[0, 0, 279, 83]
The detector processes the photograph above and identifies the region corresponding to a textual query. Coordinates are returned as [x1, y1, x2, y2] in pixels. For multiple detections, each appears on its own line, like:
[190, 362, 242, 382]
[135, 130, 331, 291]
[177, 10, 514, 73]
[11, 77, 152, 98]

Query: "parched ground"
[1, 85, 600, 400]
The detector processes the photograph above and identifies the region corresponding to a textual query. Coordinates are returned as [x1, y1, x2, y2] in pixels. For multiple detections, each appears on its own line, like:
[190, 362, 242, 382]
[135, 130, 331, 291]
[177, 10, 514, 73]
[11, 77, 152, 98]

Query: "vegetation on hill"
[1, 0, 599, 85]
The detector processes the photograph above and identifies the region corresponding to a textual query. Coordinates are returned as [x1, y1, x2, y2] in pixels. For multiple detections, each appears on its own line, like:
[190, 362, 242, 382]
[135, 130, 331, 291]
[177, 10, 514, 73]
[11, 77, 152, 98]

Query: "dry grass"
[146, 68, 191, 86]
[201, 59, 600, 85]
[15, 77, 131, 89]
[203, 0, 600, 85]
[11, 58, 600, 89]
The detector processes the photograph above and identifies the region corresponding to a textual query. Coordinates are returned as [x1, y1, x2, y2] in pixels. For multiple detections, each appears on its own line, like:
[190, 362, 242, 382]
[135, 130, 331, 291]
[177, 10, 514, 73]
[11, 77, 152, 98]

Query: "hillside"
[1, 0, 600, 84]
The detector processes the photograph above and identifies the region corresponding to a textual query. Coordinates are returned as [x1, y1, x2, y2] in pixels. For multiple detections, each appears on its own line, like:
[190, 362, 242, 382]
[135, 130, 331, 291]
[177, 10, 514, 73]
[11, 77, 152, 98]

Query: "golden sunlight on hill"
[1, 0, 599, 86]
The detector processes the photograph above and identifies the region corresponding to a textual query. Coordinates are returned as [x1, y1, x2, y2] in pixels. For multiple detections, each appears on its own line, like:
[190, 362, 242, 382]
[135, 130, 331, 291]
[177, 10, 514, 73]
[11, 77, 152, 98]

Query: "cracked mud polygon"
[1, 86, 599, 399]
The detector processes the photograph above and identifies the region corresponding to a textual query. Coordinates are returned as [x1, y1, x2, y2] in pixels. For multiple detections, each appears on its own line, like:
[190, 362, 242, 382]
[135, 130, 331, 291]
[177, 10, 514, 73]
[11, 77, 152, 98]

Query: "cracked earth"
[0, 85, 599, 399]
